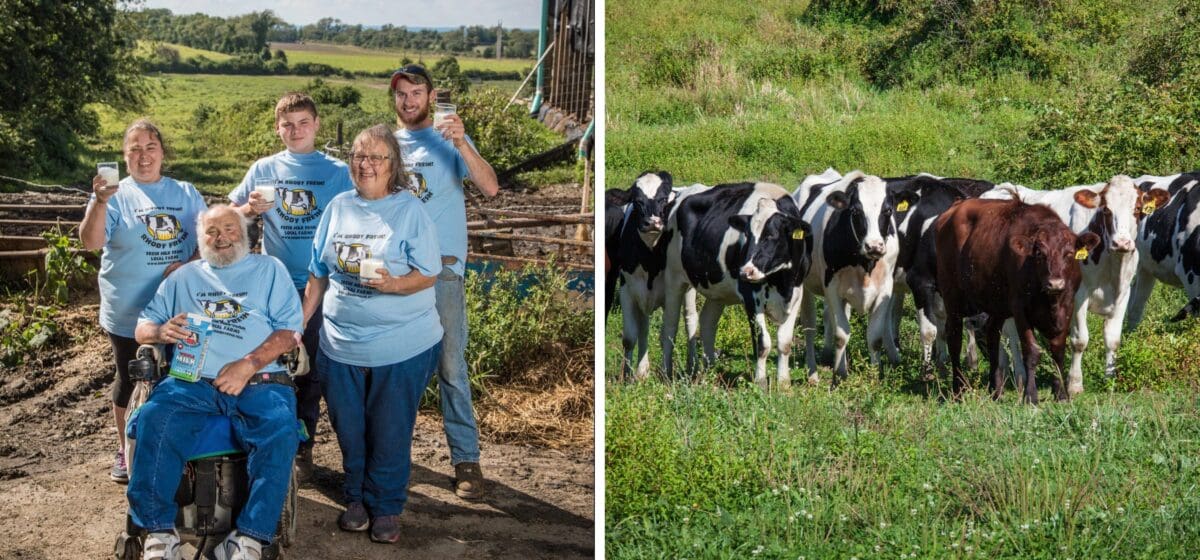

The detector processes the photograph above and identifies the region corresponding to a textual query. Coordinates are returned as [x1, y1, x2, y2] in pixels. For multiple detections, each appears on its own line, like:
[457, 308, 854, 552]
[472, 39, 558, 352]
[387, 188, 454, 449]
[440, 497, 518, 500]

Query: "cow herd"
[605, 169, 1198, 404]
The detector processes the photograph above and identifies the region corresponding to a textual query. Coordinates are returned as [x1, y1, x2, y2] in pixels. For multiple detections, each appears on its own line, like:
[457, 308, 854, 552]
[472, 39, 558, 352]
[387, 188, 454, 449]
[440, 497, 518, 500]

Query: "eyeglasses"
[349, 153, 391, 166]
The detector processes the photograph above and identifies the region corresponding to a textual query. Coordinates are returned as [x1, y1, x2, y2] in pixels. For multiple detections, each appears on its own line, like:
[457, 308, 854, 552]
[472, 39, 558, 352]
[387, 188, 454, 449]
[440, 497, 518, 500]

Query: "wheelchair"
[113, 344, 308, 560]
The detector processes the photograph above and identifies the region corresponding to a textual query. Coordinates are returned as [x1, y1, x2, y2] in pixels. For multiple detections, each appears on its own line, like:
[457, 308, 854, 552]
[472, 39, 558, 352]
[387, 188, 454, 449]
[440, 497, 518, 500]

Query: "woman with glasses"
[79, 118, 207, 485]
[302, 124, 443, 544]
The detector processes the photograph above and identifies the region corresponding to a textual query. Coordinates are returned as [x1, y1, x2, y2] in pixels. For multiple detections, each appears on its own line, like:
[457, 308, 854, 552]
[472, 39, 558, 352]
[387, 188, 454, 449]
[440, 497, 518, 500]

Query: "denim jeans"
[127, 377, 299, 543]
[318, 341, 441, 516]
[434, 267, 481, 465]
[295, 288, 323, 446]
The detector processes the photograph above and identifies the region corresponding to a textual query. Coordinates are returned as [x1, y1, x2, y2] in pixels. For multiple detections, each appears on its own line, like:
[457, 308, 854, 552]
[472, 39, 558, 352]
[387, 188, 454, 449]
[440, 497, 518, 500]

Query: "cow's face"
[729, 198, 810, 283]
[281, 189, 316, 216]
[333, 241, 369, 273]
[140, 213, 180, 241]
[628, 171, 674, 247]
[827, 175, 905, 260]
[1082, 177, 1140, 253]
[1011, 228, 1101, 295]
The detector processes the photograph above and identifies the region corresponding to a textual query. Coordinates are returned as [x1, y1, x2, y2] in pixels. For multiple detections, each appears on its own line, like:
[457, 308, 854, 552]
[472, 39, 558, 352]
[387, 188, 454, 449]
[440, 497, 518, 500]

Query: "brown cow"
[935, 197, 1100, 404]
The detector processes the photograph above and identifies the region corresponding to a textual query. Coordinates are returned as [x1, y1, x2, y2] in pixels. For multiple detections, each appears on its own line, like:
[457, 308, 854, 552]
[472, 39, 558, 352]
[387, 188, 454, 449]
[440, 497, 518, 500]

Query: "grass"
[269, 42, 534, 74]
[136, 41, 232, 61]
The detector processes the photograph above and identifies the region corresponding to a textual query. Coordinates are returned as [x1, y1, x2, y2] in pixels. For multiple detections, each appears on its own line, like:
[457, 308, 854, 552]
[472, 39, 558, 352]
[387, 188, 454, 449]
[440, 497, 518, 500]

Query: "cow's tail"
[1169, 296, 1200, 322]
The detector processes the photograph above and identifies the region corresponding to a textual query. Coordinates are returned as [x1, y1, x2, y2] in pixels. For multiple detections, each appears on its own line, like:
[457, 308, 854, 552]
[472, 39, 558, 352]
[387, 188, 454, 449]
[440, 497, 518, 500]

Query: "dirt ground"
[0, 181, 596, 558]
[0, 297, 594, 559]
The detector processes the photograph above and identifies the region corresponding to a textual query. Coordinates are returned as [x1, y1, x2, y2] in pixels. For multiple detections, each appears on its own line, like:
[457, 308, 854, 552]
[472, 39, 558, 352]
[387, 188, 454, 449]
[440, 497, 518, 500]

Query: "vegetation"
[606, 0, 1200, 556]
[0, 1, 146, 179]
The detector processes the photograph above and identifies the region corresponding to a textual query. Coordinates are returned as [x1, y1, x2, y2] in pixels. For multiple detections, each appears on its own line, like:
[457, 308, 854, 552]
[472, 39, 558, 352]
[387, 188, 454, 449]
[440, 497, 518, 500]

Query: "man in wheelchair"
[128, 205, 303, 560]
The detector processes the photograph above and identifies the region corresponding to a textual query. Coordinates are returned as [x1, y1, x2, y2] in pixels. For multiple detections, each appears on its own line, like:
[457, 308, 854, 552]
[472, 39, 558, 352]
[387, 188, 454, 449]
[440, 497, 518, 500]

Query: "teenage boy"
[229, 92, 355, 480]
[390, 64, 500, 500]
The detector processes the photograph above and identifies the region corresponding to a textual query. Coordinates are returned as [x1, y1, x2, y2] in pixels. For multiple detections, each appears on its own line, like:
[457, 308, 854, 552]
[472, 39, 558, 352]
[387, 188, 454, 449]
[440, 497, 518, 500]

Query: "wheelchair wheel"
[112, 531, 143, 560]
[278, 461, 298, 547]
[123, 380, 152, 481]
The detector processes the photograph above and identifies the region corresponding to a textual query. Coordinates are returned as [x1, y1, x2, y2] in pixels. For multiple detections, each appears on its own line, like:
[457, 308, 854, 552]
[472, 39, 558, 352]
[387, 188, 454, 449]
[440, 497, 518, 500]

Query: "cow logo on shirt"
[405, 172, 428, 198]
[279, 188, 317, 216]
[333, 242, 370, 274]
[200, 299, 242, 320]
[139, 213, 181, 241]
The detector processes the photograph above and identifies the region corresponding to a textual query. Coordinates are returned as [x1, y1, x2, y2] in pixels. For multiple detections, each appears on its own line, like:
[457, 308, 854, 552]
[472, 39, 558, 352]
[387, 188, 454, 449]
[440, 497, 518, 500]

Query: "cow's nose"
[641, 216, 663, 233]
[1045, 279, 1066, 294]
[863, 241, 885, 259]
[1112, 238, 1134, 253]
[740, 264, 764, 282]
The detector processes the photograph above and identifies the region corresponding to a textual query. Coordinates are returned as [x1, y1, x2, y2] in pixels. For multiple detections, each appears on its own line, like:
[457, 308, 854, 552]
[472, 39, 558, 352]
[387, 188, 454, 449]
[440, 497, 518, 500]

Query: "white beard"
[201, 240, 249, 268]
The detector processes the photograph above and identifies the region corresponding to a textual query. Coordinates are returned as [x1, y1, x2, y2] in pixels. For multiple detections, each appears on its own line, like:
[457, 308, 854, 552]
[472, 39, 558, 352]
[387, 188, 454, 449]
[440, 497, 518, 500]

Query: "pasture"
[604, 0, 1200, 557]
[269, 42, 534, 74]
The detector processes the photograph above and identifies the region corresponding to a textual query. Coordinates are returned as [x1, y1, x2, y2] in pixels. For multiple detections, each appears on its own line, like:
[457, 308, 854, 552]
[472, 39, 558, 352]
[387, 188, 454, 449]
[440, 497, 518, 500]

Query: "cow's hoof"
[1067, 383, 1084, 397]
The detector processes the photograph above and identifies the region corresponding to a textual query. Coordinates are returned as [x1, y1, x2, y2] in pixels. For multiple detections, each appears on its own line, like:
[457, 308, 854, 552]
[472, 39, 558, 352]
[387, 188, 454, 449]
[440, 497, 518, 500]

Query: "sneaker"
[338, 502, 369, 532]
[110, 448, 129, 483]
[369, 515, 401, 544]
[213, 530, 263, 560]
[142, 531, 182, 560]
[295, 445, 313, 483]
[454, 462, 485, 500]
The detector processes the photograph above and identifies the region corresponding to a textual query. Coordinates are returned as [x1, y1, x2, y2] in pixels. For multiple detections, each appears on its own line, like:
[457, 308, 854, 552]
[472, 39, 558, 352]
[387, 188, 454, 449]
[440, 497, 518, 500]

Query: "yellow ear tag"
[1075, 248, 1089, 260]
[792, 229, 805, 240]
[1143, 201, 1156, 214]
[896, 200, 910, 212]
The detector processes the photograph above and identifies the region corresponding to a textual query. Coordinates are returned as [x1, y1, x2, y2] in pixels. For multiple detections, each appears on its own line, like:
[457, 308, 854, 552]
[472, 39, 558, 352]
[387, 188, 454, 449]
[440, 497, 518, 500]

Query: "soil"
[0, 179, 596, 558]
[0, 292, 595, 559]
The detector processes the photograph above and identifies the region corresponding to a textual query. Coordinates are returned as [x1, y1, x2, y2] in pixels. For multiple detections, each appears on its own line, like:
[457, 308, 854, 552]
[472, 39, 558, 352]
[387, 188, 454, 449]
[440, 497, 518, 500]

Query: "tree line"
[128, 9, 539, 60]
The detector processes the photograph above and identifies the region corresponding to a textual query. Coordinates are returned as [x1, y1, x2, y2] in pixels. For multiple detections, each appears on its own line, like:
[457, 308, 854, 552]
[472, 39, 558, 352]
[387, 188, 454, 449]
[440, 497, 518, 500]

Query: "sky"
[138, 0, 542, 29]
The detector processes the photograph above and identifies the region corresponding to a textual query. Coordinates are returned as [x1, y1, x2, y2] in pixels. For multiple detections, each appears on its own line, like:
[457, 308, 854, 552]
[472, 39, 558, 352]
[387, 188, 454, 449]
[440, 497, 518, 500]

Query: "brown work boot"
[454, 461, 485, 500]
[295, 445, 313, 483]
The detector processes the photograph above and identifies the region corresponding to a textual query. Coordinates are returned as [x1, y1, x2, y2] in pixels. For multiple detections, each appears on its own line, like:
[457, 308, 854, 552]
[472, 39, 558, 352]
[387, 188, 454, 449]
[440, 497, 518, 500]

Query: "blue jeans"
[318, 342, 441, 516]
[435, 268, 481, 465]
[127, 378, 299, 543]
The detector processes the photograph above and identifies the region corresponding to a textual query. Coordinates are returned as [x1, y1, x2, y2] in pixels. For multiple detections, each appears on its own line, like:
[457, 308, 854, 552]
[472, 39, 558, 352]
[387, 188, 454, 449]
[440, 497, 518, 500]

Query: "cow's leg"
[1124, 271, 1156, 332]
[744, 297, 772, 390]
[828, 292, 852, 384]
[918, 304, 940, 381]
[984, 317, 1004, 400]
[683, 288, 700, 378]
[869, 294, 901, 367]
[619, 288, 640, 381]
[660, 283, 684, 380]
[963, 315, 982, 373]
[888, 282, 908, 352]
[1014, 319, 1042, 405]
[1103, 287, 1133, 379]
[698, 297, 724, 371]
[1002, 318, 1024, 394]
[1047, 330, 1070, 402]
[800, 288, 820, 384]
[945, 308, 965, 400]
[775, 292, 802, 390]
[1067, 293, 1090, 396]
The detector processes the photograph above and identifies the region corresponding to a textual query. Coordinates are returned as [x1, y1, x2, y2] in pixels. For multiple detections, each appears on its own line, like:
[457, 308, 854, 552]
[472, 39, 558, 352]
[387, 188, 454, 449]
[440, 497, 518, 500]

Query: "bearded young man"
[130, 205, 302, 560]
[390, 64, 500, 500]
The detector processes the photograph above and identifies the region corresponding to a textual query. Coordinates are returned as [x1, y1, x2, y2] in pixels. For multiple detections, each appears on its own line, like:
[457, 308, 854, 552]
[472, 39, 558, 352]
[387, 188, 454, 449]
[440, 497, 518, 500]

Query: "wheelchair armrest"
[128, 344, 167, 382]
[278, 345, 310, 377]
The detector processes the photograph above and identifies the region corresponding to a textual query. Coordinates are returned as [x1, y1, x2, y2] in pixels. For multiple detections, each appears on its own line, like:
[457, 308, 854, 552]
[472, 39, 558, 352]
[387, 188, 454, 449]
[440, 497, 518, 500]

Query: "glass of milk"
[97, 162, 119, 190]
[253, 178, 276, 203]
[359, 257, 385, 280]
[433, 103, 456, 130]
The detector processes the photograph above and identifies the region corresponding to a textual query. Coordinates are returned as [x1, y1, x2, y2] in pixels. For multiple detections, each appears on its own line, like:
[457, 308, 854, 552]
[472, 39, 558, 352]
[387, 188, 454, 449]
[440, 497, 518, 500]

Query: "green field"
[137, 41, 233, 61]
[605, 0, 1200, 557]
[270, 42, 533, 74]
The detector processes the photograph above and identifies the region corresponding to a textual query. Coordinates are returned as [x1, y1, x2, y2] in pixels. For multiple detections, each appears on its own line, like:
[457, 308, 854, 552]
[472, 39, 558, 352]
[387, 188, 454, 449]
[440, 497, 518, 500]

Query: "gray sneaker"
[213, 530, 262, 560]
[110, 448, 128, 483]
[370, 515, 401, 544]
[142, 531, 181, 560]
[338, 502, 369, 532]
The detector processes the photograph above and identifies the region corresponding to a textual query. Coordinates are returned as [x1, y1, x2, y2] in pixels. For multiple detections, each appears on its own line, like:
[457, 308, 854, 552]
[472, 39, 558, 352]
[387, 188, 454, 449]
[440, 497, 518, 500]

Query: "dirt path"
[0, 301, 594, 559]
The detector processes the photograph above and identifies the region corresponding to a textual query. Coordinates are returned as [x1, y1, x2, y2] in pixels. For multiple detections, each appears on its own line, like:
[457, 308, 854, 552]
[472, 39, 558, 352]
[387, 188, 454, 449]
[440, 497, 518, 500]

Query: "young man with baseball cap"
[390, 64, 499, 500]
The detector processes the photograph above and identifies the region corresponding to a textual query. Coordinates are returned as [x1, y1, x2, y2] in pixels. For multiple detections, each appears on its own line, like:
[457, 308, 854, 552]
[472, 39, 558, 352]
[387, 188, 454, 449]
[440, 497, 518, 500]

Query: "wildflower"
[807, 513, 813, 520]
[1021, 524, 1030, 531]
[923, 482, 933, 491]
[910, 508, 918, 516]
[1117, 506, 1126, 515]
[752, 545, 764, 555]
[840, 514, 848, 522]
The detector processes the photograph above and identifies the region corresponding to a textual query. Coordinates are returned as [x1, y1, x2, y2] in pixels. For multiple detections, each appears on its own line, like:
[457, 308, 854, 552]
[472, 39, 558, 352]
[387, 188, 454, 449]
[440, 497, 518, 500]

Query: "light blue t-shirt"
[138, 254, 302, 379]
[228, 150, 355, 289]
[93, 176, 207, 338]
[309, 190, 444, 367]
[394, 126, 473, 276]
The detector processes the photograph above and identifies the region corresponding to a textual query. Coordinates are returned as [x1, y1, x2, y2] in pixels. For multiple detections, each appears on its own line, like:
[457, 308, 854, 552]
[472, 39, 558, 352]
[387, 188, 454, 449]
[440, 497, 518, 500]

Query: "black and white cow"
[604, 187, 635, 320]
[982, 177, 1169, 395]
[884, 174, 994, 377]
[660, 182, 812, 389]
[793, 170, 916, 383]
[615, 172, 710, 380]
[1126, 172, 1200, 328]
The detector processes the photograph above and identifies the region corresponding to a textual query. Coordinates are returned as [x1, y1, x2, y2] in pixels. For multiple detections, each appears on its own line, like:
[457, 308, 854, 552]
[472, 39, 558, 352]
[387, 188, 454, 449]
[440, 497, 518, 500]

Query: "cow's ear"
[789, 220, 812, 242]
[1077, 232, 1101, 252]
[1141, 189, 1170, 216]
[827, 191, 849, 210]
[1073, 189, 1100, 209]
[894, 190, 920, 213]
[728, 214, 750, 232]
[658, 171, 673, 190]
[1009, 235, 1033, 257]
